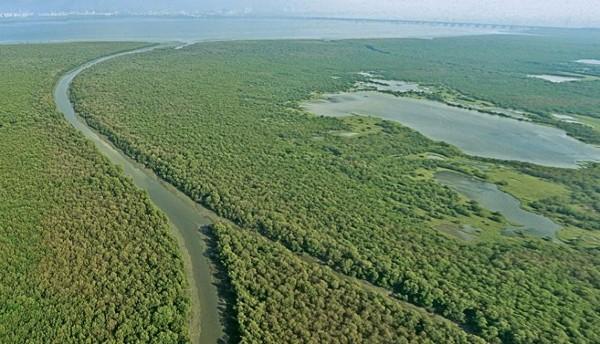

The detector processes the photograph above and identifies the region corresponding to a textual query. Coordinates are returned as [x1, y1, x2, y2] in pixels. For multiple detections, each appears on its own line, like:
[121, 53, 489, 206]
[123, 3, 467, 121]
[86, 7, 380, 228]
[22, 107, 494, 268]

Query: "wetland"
[303, 90, 600, 168]
[435, 170, 561, 239]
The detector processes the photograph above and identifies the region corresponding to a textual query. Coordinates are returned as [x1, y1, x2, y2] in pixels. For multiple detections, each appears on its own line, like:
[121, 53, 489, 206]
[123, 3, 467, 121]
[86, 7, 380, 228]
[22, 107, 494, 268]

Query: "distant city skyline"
[1, 1, 599, 28]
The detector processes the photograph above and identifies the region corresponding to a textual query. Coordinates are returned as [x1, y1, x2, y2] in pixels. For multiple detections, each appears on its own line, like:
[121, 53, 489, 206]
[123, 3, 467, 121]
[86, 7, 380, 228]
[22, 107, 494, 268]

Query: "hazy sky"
[2, 0, 599, 27]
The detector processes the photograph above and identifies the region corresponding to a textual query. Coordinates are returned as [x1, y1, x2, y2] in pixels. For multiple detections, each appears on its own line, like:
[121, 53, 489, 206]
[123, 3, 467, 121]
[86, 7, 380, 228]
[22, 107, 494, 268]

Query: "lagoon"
[528, 74, 582, 83]
[435, 170, 561, 238]
[303, 91, 600, 168]
[576, 59, 600, 65]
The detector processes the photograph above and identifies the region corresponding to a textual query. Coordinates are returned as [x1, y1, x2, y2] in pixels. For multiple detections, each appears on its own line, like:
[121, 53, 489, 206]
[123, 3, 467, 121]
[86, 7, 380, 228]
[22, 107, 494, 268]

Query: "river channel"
[53, 44, 223, 344]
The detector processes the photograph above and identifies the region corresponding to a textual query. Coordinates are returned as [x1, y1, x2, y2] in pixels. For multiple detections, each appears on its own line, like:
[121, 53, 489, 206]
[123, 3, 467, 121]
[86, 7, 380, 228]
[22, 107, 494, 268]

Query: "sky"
[1, 0, 599, 28]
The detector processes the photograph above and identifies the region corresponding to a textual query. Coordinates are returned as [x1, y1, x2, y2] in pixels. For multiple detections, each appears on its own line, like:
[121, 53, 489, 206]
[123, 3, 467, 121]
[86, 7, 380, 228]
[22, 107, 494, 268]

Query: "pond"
[528, 74, 582, 83]
[357, 79, 429, 93]
[303, 91, 600, 168]
[576, 59, 600, 65]
[435, 170, 561, 239]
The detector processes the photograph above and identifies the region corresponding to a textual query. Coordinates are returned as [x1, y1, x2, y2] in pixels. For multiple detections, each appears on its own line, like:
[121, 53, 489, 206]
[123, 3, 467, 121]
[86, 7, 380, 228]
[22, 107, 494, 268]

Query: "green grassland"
[72, 36, 600, 343]
[0, 44, 190, 343]
[558, 226, 600, 249]
[440, 152, 600, 236]
[573, 114, 600, 135]
[487, 168, 570, 203]
[510, 162, 600, 231]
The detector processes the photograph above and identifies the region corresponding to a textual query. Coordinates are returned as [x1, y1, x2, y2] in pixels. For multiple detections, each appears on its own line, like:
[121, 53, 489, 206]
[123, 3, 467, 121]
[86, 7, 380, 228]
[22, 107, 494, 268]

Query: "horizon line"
[0, 12, 598, 30]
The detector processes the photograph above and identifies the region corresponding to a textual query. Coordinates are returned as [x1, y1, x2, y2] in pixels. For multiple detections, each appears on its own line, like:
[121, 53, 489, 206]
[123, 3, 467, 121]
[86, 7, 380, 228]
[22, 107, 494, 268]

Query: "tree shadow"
[200, 224, 241, 344]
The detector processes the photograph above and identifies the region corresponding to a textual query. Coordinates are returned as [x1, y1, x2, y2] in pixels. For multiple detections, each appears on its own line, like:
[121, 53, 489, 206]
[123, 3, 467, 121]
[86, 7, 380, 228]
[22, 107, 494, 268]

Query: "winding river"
[53, 44, 223, 344]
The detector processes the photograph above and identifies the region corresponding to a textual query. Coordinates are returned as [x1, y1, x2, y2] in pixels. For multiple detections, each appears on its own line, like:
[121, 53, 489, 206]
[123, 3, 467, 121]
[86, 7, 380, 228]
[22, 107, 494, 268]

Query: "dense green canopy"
[0, 43, 190, 343]
[72, 35, 600, 343]
[213, 222, 484, 344]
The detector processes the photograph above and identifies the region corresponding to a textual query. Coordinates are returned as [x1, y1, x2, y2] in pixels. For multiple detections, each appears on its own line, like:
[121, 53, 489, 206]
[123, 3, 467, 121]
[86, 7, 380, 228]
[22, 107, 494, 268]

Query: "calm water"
[303, 91, 600, 168]
[576, 59, 600, 65]
[54, 44, 224, 344]
[435, 170, 561, 238]
[528, 74, 582, 83]
[0, 16, 501, 43]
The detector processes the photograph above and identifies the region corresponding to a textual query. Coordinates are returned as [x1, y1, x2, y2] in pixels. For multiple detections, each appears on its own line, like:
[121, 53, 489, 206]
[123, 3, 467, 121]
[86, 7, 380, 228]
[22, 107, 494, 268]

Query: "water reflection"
[303, 91, 600, 168]
[435, 170, 560, 239]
